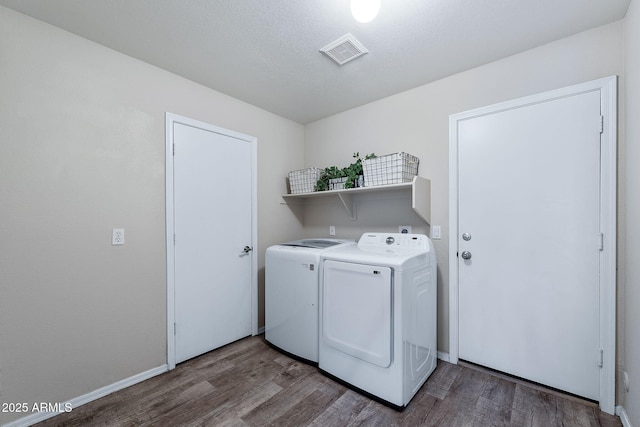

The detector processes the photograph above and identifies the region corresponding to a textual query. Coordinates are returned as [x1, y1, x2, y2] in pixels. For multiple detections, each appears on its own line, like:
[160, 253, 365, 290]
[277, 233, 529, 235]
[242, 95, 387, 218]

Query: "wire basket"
[362, 152, 419, 186]
[329, 176, 364, 190]
[288, 167, 323, 194]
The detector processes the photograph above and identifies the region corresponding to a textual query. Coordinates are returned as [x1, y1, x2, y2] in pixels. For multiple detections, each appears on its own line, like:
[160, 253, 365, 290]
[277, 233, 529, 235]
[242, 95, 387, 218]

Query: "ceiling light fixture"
[350, 0, 381, 23]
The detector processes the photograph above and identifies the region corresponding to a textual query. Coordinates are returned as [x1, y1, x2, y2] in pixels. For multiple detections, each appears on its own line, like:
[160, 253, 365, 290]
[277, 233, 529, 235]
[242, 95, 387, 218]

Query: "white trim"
[166, 113, 176, 370]
[598, 76, 618, 415]
[448, 111, 460, 366]
[448, 76, 617, 414]
[617, 406, 634, 427]
[165, 113, 259, 370]
[437, 351, 450, 363]
[2, 365, 168, 427]
[250, 125, 259, 337]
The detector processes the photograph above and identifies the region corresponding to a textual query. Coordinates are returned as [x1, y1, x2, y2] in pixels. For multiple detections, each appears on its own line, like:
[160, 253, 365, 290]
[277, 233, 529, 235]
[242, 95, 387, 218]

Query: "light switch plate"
[432, 225, 441, 240]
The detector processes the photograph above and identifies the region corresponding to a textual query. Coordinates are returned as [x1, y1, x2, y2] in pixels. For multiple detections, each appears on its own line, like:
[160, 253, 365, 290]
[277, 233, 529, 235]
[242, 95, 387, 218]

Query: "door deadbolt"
[462, 232, 472, 241]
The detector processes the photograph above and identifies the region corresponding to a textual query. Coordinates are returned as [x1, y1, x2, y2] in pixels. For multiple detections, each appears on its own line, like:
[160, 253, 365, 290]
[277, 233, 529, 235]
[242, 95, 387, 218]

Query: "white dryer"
[319, 233, 437, 407]
[265, 238, 354, 363]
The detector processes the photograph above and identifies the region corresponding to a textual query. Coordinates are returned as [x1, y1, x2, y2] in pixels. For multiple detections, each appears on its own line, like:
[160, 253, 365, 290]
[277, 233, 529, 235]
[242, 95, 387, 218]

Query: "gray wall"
[0, 7, 304, 425]
[1, 3, 638, 426]
[304, 21, 624, 355]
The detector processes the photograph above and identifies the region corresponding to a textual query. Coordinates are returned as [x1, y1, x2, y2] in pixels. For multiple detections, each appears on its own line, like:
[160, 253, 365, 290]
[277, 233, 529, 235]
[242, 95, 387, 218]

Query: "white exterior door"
[167, 114, 256, 365]
[450, 77, 617, 410]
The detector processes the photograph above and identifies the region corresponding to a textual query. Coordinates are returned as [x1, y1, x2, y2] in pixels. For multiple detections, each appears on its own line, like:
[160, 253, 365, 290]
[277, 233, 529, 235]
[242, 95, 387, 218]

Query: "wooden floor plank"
[423, 361, 462, 400]
[307, 390, 370, 427]
[267, 388, 339, 427]
[511, 382, 560, 426]
[348, 400, 402, 427]
[33, 336, 622, 427]
[241, 374, 326, 425]
[480, 374, 517, 409]
[184, 380, 282, 426]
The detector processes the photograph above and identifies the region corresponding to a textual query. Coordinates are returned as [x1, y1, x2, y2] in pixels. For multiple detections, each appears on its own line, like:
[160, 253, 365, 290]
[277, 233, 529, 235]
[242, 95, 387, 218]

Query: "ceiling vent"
[320, 33, 368, 65]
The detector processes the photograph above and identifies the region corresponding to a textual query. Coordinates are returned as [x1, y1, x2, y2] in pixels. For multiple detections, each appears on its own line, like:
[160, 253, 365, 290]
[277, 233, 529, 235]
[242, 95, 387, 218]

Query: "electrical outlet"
[399, 226, 412, 234]
[432, 225, 441, 240]
[112, 228, 125, 245]
[329, 226, 336, 236]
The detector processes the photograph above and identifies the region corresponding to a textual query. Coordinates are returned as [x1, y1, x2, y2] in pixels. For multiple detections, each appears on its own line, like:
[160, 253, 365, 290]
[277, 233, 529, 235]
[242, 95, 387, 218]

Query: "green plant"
[344, 152, 376, 188]
[315, 166, 345, 191]
[315, 153, 376, 191]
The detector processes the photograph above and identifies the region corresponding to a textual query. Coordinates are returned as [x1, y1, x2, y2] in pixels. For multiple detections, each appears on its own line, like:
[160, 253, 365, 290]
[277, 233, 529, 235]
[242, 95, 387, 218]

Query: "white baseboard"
[617, 405, 633, 427]
[437, 351, 450, 362]
[2, 365, 168, 427]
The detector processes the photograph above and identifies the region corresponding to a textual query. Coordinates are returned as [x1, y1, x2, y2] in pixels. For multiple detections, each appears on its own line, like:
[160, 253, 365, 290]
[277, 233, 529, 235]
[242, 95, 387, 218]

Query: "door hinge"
[173, 143, 176, 156]
[173, 233, 176, 245]
[599, 115, 604, 134]
[598, 233, 604, 251]
[174, 322, 177, 335]
[598, 349, 604, 367]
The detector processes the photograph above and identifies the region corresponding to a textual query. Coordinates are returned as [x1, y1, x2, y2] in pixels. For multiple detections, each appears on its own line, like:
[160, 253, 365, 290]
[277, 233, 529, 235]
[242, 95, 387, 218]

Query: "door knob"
[242, 245, 253, 254]
[461, 251, 472, 260]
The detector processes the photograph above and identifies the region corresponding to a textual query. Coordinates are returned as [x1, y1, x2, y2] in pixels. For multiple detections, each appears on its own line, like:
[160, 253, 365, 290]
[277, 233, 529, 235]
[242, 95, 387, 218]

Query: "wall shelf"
[282, 176, 430, 223]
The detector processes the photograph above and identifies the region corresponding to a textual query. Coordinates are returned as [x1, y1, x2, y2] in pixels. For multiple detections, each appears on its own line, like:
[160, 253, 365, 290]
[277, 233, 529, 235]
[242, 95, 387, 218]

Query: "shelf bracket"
[337, 193, 356, 220]
[412, 176, 431, 224]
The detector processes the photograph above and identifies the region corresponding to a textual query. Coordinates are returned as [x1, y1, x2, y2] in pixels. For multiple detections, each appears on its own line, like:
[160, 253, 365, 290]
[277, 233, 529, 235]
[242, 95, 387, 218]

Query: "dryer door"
[322, 260, 392, 367]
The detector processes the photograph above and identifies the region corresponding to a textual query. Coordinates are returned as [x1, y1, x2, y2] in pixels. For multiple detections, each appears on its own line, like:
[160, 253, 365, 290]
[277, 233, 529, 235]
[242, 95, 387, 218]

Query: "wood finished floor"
[35, 335, 621, 427]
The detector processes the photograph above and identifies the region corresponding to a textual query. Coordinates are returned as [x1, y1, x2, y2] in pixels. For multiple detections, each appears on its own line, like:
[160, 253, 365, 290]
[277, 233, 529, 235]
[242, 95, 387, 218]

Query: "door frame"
[165, 112, 258, 370]
[448, 76, 617, 414]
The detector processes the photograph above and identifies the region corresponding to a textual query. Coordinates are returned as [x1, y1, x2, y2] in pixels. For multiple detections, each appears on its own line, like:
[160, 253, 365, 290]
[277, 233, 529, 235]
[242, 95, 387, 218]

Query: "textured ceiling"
[0, 0, 631, 124]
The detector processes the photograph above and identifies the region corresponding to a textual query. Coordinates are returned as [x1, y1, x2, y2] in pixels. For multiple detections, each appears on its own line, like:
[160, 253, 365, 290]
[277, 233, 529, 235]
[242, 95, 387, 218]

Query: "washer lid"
[281, 238, 349, 249]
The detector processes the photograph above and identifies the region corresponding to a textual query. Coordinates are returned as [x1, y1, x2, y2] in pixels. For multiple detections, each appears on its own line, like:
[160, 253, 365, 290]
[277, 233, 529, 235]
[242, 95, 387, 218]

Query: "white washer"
[319, 232, 437, 407]
[265, 238, 354, 363]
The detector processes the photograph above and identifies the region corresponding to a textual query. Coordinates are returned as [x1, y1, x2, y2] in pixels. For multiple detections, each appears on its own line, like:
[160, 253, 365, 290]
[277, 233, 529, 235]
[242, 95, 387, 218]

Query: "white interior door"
[456, 90, 602, 400]
[169, 116, 255, 364]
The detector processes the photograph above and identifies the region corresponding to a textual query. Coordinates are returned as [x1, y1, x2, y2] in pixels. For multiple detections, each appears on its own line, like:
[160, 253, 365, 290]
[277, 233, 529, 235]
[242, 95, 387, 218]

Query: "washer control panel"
[358, 233, 430, 252]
